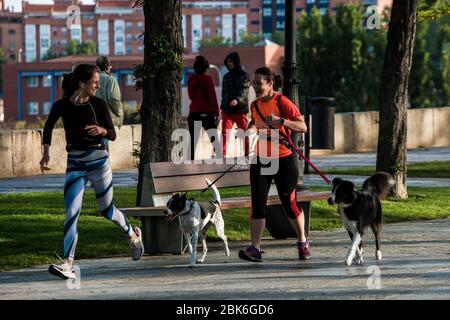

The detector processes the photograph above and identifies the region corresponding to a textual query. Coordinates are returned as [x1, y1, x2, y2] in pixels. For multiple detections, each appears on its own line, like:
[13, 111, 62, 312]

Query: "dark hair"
[223, 52, 241, 69]
[62, 64, 99, 98]
[193, 55, 209, 74]
[254, 67, 283, 91]
[95, 55, 111, 72]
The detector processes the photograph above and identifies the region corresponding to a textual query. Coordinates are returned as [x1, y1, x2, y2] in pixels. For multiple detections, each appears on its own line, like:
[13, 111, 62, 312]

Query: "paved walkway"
[1, 219, 449, 300]
[1, 147, 450, 193]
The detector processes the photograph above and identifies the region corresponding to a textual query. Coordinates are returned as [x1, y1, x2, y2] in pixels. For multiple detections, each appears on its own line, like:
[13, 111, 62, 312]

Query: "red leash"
[285, 134, 331, 184]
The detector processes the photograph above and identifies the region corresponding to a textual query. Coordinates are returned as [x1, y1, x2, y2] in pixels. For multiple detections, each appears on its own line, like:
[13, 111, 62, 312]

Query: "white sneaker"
[48, 262, 75, 279]
[130, 226, 144, 261]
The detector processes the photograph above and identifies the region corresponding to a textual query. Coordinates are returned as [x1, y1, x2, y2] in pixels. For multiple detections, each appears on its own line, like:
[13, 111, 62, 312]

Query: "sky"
[4, 0, 96, 12]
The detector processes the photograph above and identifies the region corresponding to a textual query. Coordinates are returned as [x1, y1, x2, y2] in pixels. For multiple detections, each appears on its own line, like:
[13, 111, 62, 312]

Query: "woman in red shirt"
[238, 67, 311, 263]
[187, 56, 220, 160]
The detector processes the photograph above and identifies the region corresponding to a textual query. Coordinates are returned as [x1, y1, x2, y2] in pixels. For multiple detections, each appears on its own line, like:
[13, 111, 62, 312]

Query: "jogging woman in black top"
[40, 64, 144, 280]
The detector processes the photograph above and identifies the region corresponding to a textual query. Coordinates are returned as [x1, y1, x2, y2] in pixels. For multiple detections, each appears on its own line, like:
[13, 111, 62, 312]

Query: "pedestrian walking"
[238, 67, 311, 263]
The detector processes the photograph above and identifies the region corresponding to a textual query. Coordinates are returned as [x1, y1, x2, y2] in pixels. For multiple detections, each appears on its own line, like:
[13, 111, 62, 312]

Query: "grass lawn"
[322, 161, 450, 178]
[1, 186, 450, 271]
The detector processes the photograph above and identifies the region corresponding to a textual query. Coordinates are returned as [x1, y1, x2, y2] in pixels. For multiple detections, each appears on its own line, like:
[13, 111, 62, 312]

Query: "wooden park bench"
[120, 161, 330, 254]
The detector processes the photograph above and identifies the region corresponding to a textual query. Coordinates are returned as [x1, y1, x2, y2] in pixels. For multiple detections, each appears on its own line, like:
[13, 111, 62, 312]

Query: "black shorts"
[250, 153, 303, 219]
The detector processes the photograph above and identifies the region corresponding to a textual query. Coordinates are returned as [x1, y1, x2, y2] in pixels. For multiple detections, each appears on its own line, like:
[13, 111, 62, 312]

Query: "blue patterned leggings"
[63, 149, 132, 260]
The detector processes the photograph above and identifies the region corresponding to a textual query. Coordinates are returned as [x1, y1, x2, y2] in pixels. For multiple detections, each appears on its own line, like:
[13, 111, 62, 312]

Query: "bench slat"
[121, 191, 330, 216]
[153, 171, 251, 193]
[150, 162, 247, 178]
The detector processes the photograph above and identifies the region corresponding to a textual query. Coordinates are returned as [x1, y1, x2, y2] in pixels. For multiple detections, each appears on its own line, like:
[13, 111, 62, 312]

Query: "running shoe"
[130, 226, 144, 261]
[238, 245, 263, 262]
[48, 262, 75, 279]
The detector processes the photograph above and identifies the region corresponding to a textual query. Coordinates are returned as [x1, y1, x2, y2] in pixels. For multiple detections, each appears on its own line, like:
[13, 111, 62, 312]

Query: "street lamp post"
[282, 0, 304, 184]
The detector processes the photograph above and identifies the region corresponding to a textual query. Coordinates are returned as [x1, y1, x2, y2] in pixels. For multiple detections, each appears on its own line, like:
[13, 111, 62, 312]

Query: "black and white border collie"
[163, 179, 230, 267]
[328, 172, 395, 266]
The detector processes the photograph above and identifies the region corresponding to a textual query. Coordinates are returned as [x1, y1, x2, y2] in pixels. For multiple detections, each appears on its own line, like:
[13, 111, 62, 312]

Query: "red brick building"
[2, 54, 143, 122]
[2, 43, 285, 122]
[0, 0, 23, 63]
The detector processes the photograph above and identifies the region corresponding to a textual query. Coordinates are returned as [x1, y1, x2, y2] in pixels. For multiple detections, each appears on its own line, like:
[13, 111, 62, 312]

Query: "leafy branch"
[133, 34, 188, 90]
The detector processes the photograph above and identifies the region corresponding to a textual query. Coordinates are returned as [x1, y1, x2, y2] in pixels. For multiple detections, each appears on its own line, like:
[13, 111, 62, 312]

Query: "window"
[319, 8, 327, 15]
[27, 77, 38, 88]
[215, 16, 221, 25]
[9, 29, 15, 36]
[61, 27, 67, 35]
[204, 16, 211, 26]
[263, 0, 272, 4]
[276, 21, 285, 29]
[27, 102, 39, 115]
[127, 45, 133, 54]
[277, 9, 285, 16]
[127, 34, 133, 42]
[126, 21, 133, 32]
[263, 8, 272, 16]
[137, 46, 144, 54]
[60, 39, 68, 46]
[251, 21, 260, 25]
[9, 54, 15, 60]
[8, 42, 15, 50]
[43, 102, 52, 115]
[86, 27, 93, 38]
[204, 28, 211, 37]
[43, 75, 52, 87]
[53, 39, 59, 47]
[125, 74, 135, 86]
[250, 8, 259, 12]
[276, 0, 284, 4]
[137, 21, 144, 30]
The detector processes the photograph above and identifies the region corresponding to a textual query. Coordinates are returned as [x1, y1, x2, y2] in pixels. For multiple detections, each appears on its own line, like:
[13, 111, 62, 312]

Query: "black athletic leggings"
[188, 112, 218, 160]
[250, 153, 303, 219]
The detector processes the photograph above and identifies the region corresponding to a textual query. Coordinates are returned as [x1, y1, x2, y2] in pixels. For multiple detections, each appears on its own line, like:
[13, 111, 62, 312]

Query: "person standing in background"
[187, 55, 220, 160]
[220, 52, 250, 157]
[95, 55, 124, 128]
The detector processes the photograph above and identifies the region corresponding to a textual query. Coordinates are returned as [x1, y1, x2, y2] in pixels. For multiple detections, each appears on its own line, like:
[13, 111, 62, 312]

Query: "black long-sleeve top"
[42, 96, 116, 147]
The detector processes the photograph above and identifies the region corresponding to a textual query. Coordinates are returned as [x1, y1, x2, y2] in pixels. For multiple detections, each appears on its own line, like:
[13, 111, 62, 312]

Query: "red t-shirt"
[187, 73, 220, 115]
[250, 93, 301, 158]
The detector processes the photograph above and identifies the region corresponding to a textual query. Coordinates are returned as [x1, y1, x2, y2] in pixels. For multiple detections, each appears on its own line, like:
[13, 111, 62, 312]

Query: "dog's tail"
[362, 172, 395, 199]
[205, 178, 221, 205]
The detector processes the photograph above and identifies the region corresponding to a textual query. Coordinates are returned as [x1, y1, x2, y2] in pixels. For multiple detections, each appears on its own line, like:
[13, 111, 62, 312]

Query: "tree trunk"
[376, 0, 418, 199]
[137, 0, 183, 205]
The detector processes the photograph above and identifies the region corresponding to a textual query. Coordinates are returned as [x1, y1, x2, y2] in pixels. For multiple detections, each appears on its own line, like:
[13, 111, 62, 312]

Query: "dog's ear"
[181, 192, 187, 199]
[332, 178, 343, 187]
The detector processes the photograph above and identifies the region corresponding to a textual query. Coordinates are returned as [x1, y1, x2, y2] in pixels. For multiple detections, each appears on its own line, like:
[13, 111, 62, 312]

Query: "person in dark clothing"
[220, 52, 250, 157]
[40, 64, 144, 281]
[187, 55, 220, 160]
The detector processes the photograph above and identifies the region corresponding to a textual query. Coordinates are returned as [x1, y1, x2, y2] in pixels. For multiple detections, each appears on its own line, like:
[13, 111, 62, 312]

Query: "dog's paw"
[355, 257, 364, 265]
[345, 256, 353, 266]
[376, 250, 382, 261]
[197, 258, 205, 264]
